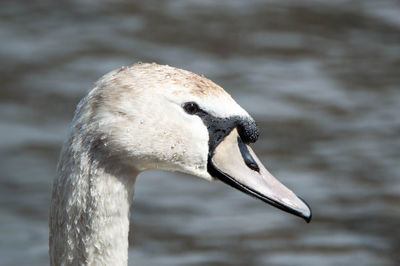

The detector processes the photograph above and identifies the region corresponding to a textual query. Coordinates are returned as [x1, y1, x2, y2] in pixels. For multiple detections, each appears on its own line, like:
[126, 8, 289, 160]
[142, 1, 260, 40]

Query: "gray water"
[1, 0, 399, 265]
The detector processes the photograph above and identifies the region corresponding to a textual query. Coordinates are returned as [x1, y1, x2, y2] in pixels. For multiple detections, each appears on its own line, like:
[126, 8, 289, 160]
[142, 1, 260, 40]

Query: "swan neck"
[49, 133, 138, 266]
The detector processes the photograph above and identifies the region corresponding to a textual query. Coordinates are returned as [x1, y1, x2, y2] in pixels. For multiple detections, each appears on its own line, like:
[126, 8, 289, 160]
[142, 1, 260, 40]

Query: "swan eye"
[183, 102, 199, 115]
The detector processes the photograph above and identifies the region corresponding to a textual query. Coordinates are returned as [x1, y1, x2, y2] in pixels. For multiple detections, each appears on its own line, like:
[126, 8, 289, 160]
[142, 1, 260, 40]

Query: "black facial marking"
[237, 119, 259, 143]
[237, 136, 260, 172]
[195, 110, 259, 157]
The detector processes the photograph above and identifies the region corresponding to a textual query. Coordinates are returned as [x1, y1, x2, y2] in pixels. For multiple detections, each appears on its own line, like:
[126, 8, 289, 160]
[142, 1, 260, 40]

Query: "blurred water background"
[1, 0, 399, 265]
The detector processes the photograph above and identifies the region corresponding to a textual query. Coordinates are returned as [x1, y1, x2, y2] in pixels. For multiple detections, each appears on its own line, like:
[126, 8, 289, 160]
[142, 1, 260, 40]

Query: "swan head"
[79, 63, 311, 222]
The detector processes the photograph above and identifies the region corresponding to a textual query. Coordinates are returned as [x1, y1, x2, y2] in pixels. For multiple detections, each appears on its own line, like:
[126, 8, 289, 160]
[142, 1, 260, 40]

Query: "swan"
[49, 62, 311, 265]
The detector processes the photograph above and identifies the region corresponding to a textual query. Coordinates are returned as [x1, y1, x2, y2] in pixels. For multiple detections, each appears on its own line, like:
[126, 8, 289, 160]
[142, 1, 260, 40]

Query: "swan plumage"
[49, 62, 311, 265]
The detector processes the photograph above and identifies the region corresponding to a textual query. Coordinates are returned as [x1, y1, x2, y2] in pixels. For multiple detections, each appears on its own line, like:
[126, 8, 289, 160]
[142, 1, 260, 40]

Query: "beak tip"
[299, 196, 312, 223]
[304, 212, 312, 223]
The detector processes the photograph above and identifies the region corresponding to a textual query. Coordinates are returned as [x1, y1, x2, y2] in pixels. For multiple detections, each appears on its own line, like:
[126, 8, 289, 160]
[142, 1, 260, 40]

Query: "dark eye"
[183, 102, 199, 115]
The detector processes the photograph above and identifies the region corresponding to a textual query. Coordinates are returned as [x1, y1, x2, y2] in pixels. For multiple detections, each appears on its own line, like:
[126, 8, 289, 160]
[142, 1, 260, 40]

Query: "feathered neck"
[49, 97, 138, 266]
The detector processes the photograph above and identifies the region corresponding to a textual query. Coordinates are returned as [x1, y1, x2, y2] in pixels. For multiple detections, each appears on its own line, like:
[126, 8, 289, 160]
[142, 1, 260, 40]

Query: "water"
[1, 0, 399, 265]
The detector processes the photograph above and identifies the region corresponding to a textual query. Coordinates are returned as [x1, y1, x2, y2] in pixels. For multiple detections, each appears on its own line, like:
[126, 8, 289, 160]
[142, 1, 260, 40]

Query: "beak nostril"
[237, 136, 260, 172]
[248, 162, 259, 172]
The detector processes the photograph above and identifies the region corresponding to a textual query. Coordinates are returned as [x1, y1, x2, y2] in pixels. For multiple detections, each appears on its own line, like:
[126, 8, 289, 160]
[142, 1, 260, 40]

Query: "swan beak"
[208, 129, 312, 222]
